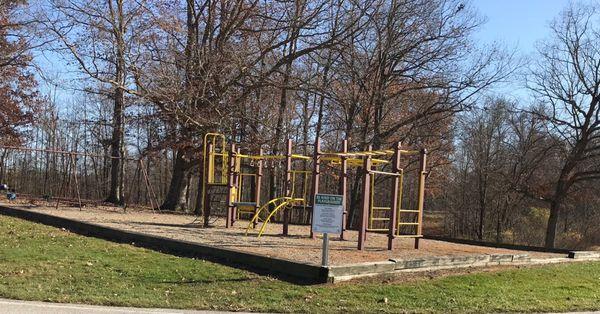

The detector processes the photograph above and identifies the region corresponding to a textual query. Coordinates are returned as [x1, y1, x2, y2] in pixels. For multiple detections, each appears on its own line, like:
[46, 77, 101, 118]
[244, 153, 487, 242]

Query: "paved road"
[1, 298, 598, 314]
[0, 298, 247, 314]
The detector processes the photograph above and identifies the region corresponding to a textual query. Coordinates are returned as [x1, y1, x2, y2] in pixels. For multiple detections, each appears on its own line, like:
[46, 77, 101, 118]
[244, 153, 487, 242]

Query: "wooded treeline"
[1, 0, 599, 249]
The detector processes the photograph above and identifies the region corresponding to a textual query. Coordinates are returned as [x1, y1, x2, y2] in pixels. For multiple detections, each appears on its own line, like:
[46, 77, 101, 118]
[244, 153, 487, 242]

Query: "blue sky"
[473, 0, 569, 54]
[471, 0, 572, 101]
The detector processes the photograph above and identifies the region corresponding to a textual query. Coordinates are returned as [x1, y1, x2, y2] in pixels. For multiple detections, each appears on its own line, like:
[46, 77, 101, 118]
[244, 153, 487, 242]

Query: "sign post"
[312, 194, 344, 266]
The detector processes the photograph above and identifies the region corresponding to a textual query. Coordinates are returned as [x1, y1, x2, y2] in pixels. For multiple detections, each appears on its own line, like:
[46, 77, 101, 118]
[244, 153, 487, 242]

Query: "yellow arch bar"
[245, 197, 290, 235]
[257, 198, 305, 238]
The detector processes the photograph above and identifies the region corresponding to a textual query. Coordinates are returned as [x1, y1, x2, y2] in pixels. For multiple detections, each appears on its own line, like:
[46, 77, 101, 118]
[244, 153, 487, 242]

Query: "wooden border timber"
[423, 235, 572, 254]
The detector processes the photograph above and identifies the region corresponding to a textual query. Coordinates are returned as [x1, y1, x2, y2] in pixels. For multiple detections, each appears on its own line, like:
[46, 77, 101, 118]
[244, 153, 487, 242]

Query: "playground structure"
[201, 133, 428, 251]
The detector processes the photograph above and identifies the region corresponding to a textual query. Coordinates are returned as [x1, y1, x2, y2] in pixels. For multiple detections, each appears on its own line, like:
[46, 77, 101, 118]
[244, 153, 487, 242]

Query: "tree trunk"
[0, 150, 6, 183]
[545, 157, 576, 248]
[270, 2, 303, 203]
[106, 86, 125, 204]
[194, 166, 204, 215]
[106, 0, 126, 205]
[160, 150, 191, 211]
[545, 199, 561, 248]
[477, 177, 487, 240]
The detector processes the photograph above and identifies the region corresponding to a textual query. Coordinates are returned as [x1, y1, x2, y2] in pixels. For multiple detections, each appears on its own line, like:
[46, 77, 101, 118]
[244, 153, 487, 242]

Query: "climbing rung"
[397, 222, 419, 226]
[395, 234, 423, 238]
[367, 228, 389, 231]
[398, 209, 419, 213]
[373, 206, 391, 210]
[239, 173, 257, 177]
[211, 191, 229, 195]
[369, 170, 401, 177]
[371, 217, 389, 221]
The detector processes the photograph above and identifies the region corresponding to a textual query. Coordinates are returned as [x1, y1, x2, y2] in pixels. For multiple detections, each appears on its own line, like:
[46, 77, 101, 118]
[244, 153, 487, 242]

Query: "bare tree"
[130, 0, 367, 209]
[325, 0, 515, 226]
[527, 2, 600, 248]
[39, 0, 150, 204]
[462, 100, 510, 240]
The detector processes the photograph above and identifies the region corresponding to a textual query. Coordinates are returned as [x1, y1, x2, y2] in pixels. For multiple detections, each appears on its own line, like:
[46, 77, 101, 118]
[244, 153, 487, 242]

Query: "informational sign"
[312, 194, 344, 235]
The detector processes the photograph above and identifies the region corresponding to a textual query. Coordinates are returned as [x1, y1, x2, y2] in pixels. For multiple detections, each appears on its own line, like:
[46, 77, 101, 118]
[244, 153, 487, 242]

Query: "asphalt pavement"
[0, 298, 248, 314]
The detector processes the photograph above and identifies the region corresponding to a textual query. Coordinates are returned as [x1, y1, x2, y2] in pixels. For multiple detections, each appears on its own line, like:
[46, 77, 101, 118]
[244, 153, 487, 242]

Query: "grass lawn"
[0, 215, 599, 313]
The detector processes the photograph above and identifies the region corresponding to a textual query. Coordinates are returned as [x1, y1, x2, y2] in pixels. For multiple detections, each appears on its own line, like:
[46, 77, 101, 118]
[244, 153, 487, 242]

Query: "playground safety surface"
[1, 201, 562, 265]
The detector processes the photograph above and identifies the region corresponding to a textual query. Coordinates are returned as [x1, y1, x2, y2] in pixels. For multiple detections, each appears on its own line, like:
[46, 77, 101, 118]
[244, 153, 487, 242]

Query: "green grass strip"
[0, 215, 598, 313]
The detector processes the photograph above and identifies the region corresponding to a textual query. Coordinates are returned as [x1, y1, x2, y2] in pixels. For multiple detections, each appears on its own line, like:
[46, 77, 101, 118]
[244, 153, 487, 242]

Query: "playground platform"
[1, 201, 595, 283]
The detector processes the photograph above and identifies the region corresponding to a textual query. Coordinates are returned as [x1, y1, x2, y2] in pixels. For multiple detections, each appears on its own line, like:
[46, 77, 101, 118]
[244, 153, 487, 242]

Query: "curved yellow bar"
[257, 198, 305, 238]
[245, 197, 289, 235]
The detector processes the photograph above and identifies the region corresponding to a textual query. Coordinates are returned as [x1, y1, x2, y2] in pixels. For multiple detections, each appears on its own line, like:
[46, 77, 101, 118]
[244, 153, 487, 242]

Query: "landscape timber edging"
[326, 253, 534, 282]
[568, 251, 600, 259]
[0, 205, 327, 284]
[424, 235, 572, 254]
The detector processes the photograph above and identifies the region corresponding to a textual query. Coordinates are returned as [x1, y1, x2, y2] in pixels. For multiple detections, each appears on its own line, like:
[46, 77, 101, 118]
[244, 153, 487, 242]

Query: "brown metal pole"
[55, 154, 66, 209]
[226, 143, 236, 228]
[283, 139, 293, 235]
[70, 153, 83, 210]
[358, 145, 372, 250]
[339, 139, 348, 241]
[0, 145, 136, 161]
[254, 147, 263, 229]
[139, 158, 159, 213]
[387, 142, 401, 250]
[203, 143, 213, 227]
[232, 147, 241, 226]
[139, 159, 154, 210]
[309, 138, 321, 239]
[415, 148, 427, 249]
